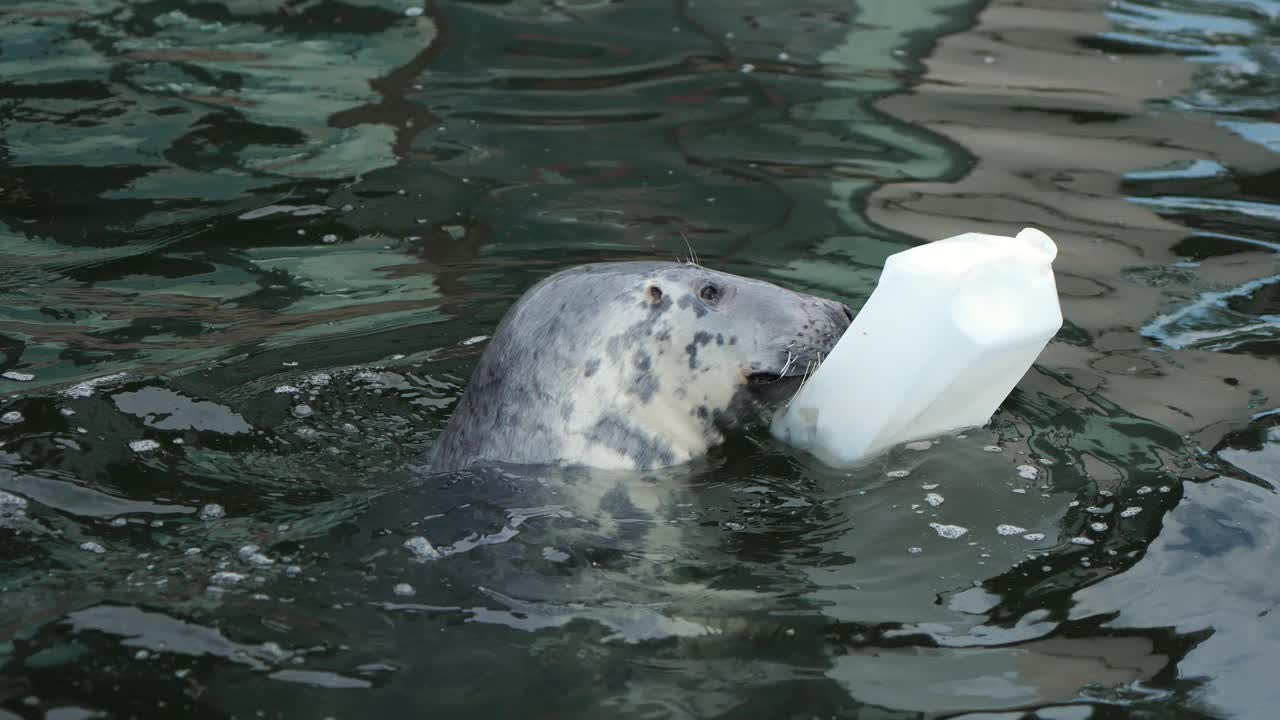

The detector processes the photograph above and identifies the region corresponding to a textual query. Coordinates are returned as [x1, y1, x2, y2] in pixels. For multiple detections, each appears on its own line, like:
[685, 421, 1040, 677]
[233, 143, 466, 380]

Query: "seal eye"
[648, 285, 664, 302]
[699, 283, 721, 304]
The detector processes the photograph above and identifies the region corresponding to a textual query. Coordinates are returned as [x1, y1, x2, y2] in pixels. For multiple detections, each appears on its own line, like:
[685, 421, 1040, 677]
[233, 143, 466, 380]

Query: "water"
[2, 0, 1279, 717]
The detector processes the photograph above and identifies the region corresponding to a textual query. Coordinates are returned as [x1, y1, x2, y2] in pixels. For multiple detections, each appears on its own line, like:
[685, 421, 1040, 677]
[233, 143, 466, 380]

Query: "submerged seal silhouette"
[429, 261, 852, 473]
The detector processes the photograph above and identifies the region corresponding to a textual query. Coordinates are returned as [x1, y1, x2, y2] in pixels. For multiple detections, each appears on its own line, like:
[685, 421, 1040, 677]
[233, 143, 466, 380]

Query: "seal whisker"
[786, 360, 815, 408]
[679, 231, 699, 267]
[778, 351, 795, 379]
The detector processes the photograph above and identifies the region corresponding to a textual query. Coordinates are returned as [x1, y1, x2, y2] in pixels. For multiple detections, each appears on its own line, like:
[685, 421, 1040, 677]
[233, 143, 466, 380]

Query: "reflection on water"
[1, 0, 1279, 717]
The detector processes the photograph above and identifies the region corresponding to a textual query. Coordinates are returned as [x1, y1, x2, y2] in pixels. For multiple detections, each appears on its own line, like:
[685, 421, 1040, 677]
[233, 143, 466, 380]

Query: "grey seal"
[430, 261, 852, 473]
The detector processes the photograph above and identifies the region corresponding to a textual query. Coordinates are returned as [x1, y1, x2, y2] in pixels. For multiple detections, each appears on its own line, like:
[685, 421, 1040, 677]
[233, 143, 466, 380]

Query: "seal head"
[430, 261, 852, 473]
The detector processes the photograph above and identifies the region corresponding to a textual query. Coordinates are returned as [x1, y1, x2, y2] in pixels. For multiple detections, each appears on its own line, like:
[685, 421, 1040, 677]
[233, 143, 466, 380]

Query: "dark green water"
[2, 0, 1280, 718]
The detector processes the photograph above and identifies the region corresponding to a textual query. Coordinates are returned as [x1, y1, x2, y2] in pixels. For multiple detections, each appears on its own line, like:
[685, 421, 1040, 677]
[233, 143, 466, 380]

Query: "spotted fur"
[429, 261, 851, 473]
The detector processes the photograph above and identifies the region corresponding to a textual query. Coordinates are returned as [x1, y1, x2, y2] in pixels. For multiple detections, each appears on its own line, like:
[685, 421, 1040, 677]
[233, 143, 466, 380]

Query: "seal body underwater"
[429, 261, 852, 473]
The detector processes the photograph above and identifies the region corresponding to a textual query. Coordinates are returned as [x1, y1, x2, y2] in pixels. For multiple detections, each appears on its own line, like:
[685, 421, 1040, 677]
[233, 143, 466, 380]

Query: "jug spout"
[1016, 227, 1057, 264]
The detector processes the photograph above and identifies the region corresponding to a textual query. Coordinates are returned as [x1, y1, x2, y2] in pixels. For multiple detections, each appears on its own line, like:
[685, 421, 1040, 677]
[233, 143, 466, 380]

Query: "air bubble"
[1120, 506, 1142, 518]
[925, 493, 944, 507]
[1, 411, 23, 425]
[393, 583, 416, 597]
[238, 545, 274, 568]
[292, 404, 314, 418]
[129, 440, 160, 453]
[80, 541, 106, 554]
[199, 504, 225, 520]
[2, 371, 34, 382]
[996, 524, 1026, 536]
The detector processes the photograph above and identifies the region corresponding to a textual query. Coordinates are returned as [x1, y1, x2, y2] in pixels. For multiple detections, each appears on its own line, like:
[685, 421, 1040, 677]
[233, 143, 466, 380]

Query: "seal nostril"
[841, 304, 854, 322]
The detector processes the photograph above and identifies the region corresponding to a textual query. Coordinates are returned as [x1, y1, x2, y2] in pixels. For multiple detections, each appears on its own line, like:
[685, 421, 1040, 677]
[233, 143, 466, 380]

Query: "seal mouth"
[746, 372, 800, 387]
[745, 371, 808, 404]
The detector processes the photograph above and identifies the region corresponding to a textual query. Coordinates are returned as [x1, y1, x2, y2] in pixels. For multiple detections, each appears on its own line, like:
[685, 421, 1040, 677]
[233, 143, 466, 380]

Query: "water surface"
[2, 0, 1279, 718]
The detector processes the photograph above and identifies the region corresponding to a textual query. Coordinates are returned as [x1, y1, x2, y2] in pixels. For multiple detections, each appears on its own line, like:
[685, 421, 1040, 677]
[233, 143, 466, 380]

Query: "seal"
[429, 261, 852, 473]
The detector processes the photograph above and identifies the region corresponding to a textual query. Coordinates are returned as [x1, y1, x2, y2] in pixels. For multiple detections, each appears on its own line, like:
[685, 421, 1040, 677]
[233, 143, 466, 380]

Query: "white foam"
[64, 373, 130, 399]
[404, 536, 441, 560]
[929, 523, 968, 540]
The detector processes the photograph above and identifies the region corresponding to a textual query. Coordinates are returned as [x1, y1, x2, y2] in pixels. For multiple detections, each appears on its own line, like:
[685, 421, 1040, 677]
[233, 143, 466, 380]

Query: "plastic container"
[771, 227, 1063, 467]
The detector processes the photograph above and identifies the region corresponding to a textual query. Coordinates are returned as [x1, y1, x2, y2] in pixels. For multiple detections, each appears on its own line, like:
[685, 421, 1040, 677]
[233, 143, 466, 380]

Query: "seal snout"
[817, 298, 854, 339]
[805, 298, 853, 363]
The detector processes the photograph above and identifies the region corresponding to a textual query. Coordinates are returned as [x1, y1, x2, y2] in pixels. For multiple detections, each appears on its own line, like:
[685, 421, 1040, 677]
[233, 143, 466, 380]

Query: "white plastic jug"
[771, 227, 1063, 467]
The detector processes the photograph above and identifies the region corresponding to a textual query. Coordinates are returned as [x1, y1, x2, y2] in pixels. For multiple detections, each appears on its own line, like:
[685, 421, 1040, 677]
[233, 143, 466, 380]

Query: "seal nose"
[840, 303, 854, 323]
